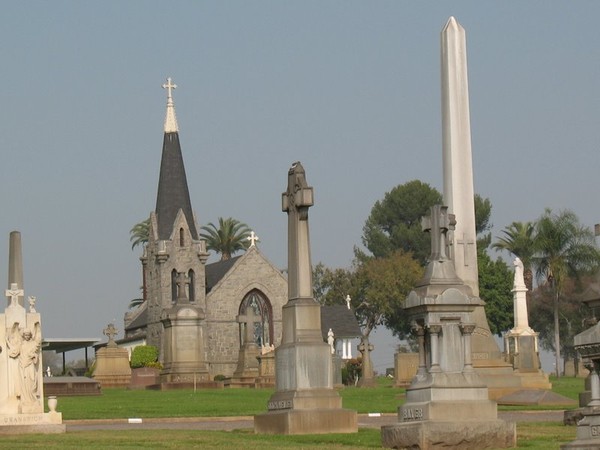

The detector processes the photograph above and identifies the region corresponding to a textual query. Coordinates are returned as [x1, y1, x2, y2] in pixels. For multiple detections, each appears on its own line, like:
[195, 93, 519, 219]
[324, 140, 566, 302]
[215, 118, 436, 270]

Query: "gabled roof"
[321, 305, 362, 340]
[205, 255, 242, 292]
[125, 304, 148, 332]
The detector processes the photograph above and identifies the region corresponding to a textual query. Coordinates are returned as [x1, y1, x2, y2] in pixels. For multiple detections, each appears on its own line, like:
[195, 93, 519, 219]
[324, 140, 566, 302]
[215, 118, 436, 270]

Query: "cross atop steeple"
[162, 76, 179, 133]
[247, 231, 260, 247]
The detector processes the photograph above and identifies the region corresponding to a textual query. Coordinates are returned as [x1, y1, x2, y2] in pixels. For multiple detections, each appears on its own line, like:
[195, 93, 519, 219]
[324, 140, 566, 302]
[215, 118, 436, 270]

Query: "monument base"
[561, 408, 600, 449]
[381, 419, 516, 449]
[254, 408, 357, 435]
[0, 412, 65, 435]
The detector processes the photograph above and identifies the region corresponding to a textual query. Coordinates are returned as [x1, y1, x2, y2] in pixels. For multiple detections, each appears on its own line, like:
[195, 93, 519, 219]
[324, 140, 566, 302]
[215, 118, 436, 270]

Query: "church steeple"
[155, 77, 199, 240]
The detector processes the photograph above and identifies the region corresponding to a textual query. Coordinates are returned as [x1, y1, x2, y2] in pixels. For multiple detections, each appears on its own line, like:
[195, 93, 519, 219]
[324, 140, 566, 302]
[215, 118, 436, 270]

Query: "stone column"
[428, 324, 442, 373]
[7, 231, 24, 307]
[460, 323, 476, 372]
[415, 323, 427, 377]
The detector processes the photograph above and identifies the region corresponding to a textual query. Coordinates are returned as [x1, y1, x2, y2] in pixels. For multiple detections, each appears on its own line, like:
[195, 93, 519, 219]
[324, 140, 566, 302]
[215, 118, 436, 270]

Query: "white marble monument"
[0, 232, 64, 434]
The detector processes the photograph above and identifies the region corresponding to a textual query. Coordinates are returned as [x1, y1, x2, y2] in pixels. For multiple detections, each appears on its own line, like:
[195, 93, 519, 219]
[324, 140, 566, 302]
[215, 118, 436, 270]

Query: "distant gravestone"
[254, 162, 357, 434]
[93, 323, 132, 388]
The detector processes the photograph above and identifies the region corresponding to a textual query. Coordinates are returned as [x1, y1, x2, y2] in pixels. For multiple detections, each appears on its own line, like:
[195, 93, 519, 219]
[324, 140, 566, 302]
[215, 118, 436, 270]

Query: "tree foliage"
[529, 276, 592, 360]
[361, 180, 442, 265]
[533, 208, 600, 375]
[200, 217, 252, 261]
[491, 221, 536, 292]
[355, 251, 423, 338]
[130, 218, 150, 250]
[478, 248, 513, 336]
[313, 251, 423, 338]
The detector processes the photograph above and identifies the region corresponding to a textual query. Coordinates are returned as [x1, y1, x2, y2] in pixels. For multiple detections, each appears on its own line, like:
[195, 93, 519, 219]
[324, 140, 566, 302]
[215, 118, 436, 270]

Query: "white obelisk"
[441, 16, 479, 297]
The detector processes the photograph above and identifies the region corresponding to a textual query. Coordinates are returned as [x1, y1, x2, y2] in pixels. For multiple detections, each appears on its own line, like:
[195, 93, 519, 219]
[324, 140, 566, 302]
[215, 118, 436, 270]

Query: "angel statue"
[7, 322, 42, 409]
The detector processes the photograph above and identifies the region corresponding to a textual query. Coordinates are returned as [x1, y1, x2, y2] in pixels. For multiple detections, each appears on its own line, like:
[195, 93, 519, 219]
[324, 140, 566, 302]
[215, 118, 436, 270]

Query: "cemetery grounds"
[0, 376, 581, 449]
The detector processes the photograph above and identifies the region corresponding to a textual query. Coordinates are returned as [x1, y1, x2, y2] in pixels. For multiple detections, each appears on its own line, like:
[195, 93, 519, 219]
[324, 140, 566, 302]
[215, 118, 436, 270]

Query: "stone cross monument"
[232, 308, 261, 384]
[254, 161, 357, 434]
[381, 205, 515, 449]
[0, 232, 64, 433]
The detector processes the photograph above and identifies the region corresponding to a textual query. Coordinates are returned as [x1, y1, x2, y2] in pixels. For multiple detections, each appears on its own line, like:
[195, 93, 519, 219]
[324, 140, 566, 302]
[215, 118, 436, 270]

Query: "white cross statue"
[247, 231, 260, 247]
[162, 77, 177, 101]
[5, 283, 23, 307]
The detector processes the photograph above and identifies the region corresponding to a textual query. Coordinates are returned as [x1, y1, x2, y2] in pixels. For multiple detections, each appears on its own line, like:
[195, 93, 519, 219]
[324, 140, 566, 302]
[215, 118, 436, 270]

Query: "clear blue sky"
[1, 2, 598, 371]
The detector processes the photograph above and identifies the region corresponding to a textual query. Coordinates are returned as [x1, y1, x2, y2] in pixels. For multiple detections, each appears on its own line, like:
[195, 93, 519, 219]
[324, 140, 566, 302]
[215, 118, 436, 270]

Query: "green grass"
[11, 375, 583, 448]
[0, 423, 576, 449]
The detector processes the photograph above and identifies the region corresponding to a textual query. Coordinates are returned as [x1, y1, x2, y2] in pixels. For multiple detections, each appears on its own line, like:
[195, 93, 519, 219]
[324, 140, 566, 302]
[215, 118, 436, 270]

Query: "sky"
[1, 2, 599, 372]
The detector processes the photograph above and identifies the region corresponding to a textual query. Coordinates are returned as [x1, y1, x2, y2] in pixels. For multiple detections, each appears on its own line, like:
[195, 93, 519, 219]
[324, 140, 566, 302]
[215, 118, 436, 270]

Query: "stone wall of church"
[205, 249, 287, 378]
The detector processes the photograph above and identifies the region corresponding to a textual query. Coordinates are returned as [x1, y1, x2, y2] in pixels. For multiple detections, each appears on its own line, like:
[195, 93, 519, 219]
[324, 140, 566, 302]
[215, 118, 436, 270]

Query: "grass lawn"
[2, 375, 582, 448]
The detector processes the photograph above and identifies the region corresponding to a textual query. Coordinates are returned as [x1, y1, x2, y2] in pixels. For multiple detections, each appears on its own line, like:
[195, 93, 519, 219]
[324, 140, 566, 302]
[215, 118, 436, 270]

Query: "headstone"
[394, 352, 419, 387]
[0, 233, 64, 434]
[93, 323, 132, 388]
[231, 307, 261, 386]
[357, 335, 376, 387]
[381, 205, 515, 449]
[254, 162, 357, 434]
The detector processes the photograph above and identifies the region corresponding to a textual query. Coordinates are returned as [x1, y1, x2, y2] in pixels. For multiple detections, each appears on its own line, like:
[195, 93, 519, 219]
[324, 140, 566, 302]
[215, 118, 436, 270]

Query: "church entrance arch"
[239, 290, 273, 348]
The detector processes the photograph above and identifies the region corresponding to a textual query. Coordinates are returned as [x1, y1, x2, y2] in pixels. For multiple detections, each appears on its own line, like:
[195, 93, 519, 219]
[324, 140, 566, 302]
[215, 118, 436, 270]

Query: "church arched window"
[238, 290, 273, 348]
[188, 269, 195, 302]
[179, 228, 185, 247]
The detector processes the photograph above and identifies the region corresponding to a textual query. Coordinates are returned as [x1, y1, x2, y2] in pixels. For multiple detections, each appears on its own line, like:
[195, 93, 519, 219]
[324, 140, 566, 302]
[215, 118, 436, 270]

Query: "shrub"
[213, 374, 227, 381]
[130, 345, 159, 369]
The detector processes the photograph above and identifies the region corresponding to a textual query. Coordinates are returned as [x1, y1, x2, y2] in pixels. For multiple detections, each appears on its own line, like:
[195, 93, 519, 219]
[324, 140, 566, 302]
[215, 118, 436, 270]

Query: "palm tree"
[200, 217, 252, 261]
[533, 209, 600, 377]
[130, 218, 150, 250]
[492, 221, 536, 292]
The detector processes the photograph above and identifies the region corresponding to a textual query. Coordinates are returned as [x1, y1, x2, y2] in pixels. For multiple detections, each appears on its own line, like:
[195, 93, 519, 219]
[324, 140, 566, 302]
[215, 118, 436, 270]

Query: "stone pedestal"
[254, 301, 357, 434]
[160, 297, 209, 384]
[93, 346, 132, 388]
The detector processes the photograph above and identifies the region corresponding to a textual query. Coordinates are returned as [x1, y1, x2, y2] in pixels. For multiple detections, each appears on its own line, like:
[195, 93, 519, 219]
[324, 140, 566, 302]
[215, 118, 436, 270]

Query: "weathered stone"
[395, 352, 419, 387]
[254, 162, 357, 434]
[381, 420, 516, 449]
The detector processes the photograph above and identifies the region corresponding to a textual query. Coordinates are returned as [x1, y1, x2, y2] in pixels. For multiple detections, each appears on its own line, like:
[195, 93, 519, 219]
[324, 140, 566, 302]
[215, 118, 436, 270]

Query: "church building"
[123, 78, 287, 380]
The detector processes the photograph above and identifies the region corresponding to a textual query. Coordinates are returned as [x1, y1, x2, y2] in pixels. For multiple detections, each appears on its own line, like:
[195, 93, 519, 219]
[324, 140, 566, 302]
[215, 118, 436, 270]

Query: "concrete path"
[66, 411, 565, 432]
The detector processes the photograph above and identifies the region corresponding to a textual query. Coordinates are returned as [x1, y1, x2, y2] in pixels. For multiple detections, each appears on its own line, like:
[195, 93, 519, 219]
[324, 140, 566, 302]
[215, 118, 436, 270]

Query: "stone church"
[123, 79, 287, 380]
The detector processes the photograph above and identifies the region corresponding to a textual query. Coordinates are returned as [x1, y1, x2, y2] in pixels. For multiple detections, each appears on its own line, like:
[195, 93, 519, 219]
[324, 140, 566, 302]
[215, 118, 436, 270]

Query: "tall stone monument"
[441, 16, 516, 396]
[7, 231, 24, 307]
[503, 258, 550, 388]
[0, 232, 64, 434]
[381, 206, 515, 449]
[160, 271, 209, 383]
[254, 162, 357, 434]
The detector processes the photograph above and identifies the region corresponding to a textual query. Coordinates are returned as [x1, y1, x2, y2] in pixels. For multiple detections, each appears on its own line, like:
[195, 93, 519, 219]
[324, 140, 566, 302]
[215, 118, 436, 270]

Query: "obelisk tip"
[443, 16, 463, 33]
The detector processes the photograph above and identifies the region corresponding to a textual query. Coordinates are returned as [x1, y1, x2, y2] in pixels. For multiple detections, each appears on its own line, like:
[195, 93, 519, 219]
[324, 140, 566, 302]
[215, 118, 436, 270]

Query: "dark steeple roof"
[154, 78, 199, 240]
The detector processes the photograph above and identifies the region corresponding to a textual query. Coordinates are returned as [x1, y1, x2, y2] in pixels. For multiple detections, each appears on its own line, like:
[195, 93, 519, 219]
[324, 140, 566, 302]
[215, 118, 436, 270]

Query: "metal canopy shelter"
[42, 338, 101, 374]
